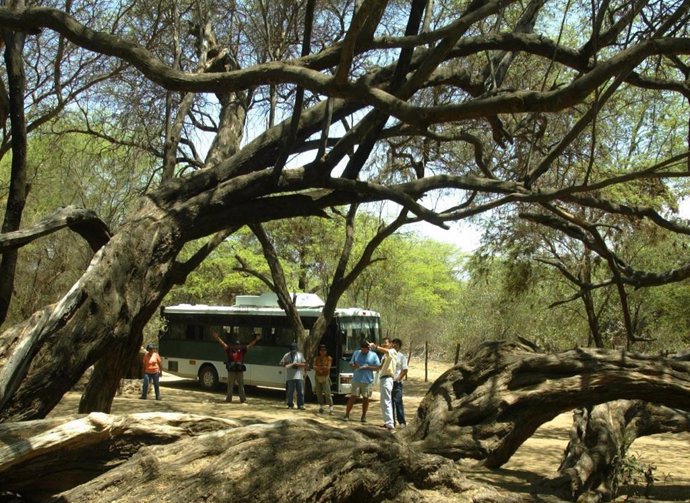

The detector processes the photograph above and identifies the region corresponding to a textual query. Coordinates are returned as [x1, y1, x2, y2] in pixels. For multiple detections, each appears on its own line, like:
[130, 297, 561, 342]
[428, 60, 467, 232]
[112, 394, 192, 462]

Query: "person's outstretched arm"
[211, 331, 228, 350]
[246, 333, 262, 349]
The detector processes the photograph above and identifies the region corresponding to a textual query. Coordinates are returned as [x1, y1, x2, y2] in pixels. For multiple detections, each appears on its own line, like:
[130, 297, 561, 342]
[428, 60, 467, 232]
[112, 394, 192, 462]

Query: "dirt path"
[51, 359, 690, 501]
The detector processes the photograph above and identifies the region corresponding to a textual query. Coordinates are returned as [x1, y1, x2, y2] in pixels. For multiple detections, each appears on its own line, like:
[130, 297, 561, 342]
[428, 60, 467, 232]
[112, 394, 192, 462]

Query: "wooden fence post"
[424, 340, 429, 382]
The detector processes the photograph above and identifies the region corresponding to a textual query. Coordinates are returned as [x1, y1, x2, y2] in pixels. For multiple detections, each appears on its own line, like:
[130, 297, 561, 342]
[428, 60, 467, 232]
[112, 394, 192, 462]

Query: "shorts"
[351, 382, 372, 397]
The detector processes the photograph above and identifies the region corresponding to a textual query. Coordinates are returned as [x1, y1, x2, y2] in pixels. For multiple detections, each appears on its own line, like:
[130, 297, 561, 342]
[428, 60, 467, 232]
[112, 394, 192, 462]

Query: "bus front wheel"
[198, 365, 219, 390]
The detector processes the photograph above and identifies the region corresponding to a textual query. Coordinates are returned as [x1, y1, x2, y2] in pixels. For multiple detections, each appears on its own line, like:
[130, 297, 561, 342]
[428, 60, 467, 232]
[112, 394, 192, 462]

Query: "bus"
[158, 292, 382, 397]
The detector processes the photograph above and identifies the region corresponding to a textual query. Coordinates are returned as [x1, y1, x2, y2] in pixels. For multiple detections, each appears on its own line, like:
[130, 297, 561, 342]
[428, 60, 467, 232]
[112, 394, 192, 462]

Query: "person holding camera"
[213, 330, 261, 403]
[280, 342, 307, 409]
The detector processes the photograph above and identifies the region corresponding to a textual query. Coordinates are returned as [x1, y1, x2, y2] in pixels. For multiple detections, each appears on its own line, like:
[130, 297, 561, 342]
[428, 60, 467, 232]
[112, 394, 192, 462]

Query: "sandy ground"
[51, 359, 690, 501]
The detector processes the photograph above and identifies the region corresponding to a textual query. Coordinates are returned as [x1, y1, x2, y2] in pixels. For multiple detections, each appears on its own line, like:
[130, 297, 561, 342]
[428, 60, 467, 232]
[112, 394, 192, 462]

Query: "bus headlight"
[340, 374, 352, 385]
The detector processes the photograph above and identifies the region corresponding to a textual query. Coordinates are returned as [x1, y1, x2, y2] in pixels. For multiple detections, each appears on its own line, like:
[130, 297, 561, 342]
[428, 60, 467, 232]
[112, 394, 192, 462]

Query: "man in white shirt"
[391, 338, 408, 427]
[370, 337, 397, 431]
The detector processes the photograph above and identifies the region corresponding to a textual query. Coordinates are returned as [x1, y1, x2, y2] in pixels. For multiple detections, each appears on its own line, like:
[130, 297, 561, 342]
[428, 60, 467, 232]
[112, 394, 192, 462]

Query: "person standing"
[313, 344, 334, 414]
[344, 341, 380, 423]
[391, 338, 408, 427]
[212, 330, 261, 403]
[140, 343, 162, 400]
[370, 337, 398, 430]
[279, 342, 307, 409]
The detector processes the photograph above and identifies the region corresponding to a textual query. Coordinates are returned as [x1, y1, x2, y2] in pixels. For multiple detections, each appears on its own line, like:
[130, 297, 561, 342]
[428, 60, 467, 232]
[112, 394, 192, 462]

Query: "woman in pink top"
[140, 343, 162, 400]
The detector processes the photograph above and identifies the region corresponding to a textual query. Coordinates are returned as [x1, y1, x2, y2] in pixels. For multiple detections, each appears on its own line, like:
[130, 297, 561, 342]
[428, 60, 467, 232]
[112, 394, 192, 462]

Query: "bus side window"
[259, 327, 273, 345]
[202, 325, 223, 341]
[185, 324, 204, 341]
[185, 324, 196, 340]
[275, 327, 293, 346]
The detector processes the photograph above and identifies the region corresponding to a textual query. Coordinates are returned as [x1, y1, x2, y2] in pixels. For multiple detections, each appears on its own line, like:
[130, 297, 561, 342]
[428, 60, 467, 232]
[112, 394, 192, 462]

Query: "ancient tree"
[1, 0, 690, 500]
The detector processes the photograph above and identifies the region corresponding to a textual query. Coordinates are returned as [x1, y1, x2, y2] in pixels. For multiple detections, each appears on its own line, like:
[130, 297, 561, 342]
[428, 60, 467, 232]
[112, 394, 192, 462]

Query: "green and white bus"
[158, 292, 382, 397]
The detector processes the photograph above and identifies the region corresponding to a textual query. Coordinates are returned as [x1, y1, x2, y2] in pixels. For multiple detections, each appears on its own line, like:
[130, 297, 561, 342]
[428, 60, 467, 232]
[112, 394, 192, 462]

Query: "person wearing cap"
[279, 342, 307, 409]
[344, 340, 380, 423]
[313, 344, 334, 414]
[212, 330, 261, 403]
[140, 343, 162, 400]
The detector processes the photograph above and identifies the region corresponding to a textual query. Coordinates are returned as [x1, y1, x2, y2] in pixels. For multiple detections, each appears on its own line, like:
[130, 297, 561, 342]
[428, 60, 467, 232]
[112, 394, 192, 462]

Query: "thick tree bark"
[0, 22, 27, 326]
[542, 401, 690, 502]
[407, 341, 690, 468]
[78, 329, 145, 413]
[0, 413, 554, 503]
[0, 199, 183, 421]
[0, 412, 245, 498]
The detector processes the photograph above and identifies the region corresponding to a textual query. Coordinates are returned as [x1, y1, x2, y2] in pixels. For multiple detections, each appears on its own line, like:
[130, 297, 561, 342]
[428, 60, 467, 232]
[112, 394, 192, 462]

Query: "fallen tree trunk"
[0, 413, 566, 503]
[542, 401, 690, 502]
[0, 412, 246, 498]
[407, 342, 690, 468]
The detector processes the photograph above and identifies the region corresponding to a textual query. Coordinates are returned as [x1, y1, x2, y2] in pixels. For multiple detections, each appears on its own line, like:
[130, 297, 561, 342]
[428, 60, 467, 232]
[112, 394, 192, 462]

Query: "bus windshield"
[339, 316, 381, 354]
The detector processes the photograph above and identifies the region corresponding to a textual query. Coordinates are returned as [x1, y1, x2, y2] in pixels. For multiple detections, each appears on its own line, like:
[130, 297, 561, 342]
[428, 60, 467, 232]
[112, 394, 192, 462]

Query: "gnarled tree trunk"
[0, 412, 246, 498]
[542, 401, 690, 501]
[0, 200, 183, 421]
[407, 342, 690, 469]
[0, 413, 555, 503]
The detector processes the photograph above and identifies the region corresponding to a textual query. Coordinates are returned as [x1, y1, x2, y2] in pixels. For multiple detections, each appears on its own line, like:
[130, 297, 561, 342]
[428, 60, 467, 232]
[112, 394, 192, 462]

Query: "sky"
[411, 219, 482, 253]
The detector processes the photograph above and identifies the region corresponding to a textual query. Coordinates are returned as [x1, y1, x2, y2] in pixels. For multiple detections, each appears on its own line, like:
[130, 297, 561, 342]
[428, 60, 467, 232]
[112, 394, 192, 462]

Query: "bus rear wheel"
[198, 365, 219, 390]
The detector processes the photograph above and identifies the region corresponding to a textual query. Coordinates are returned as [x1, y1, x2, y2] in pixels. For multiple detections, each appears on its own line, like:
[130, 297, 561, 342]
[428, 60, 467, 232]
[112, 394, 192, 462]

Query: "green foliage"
[0, 125, 155, 326]
[452, 256, 587, 352]
[349, 233, 463, 352]
[165, 232, 268, 305]
[610, 450, 656, 499]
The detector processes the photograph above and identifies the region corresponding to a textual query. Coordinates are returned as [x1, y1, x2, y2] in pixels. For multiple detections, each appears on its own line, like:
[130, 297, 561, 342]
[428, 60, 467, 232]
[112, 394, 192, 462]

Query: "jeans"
[380, 376, 394, 428]
[392, 381, 406, 425]
[286, 379, 304, 408]
[227, 370, 246, 402]
[141, 372, 160, 400]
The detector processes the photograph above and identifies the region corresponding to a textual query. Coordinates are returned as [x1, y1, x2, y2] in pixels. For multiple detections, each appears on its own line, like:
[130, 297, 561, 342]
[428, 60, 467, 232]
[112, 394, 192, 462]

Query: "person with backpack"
[212, 330, 261, 403]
